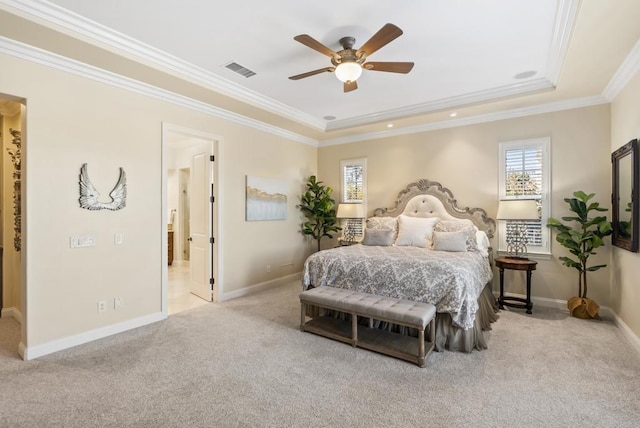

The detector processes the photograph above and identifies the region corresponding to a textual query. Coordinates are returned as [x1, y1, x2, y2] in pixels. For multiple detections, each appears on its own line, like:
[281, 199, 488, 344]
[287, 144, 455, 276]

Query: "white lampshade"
[335, 62, 362, 83]
[336, 203, 365, 219]
[496, 199, 539, 220]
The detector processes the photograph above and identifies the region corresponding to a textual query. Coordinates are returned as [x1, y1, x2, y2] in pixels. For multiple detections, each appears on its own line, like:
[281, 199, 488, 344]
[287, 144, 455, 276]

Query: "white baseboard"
[21, 312, 166, 361]
[1, 307, 23, 324]
[494, 291, 640, 356]
[220, 272, 301, 301]
[19, 272, 299, 360]
[606, 310, 640, 356]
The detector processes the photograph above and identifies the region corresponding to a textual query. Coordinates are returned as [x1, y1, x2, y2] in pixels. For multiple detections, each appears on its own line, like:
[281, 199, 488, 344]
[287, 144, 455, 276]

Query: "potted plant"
[547, 191, 613, 319]
[298, 176, 341, 252]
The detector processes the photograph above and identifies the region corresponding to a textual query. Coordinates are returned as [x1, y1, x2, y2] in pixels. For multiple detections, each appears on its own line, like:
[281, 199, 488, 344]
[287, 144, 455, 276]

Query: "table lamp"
[336, 203, 365, 244]
[496, 199, 539, 259]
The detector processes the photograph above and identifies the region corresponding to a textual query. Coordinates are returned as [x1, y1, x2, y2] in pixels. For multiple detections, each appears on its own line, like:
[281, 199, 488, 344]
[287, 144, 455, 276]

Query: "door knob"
[188, 237, 193, 241]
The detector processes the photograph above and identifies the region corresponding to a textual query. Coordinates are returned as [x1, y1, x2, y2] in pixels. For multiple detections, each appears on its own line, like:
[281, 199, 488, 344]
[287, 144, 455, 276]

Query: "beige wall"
[0, 52, 316, 353]
[319, 105, 612, 305]
[610, 70, 640, 338]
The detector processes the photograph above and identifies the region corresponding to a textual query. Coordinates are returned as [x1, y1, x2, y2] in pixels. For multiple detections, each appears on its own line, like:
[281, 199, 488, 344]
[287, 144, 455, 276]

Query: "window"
[340, 158, 367, 238]
[498, 138, 551, 255]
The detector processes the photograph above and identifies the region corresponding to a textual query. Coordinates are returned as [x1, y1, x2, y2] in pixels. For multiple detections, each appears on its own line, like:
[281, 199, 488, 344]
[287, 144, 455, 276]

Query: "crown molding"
[319, 95, 609, 147]
[546, 0, 581, 85]
[0, 36, 319, 147]
[0, 33, 615, 150]
[0, 0, 326, 131]
[325, 78, 555, 131]
[0, 0, 582, 133]
[602, 37, 640, 101]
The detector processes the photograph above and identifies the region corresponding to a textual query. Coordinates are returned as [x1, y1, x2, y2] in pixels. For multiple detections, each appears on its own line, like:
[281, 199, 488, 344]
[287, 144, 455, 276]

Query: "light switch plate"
[70, 235, 96, 248]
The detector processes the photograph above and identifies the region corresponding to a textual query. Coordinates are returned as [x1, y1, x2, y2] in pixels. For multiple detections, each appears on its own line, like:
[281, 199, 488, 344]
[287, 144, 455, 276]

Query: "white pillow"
[432, 231, 468, 252]
[475, 231, 491, 257]
[395, 215, 440, 248]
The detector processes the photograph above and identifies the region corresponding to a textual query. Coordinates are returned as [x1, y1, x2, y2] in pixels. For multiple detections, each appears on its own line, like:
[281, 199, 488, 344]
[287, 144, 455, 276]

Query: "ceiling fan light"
[335, 62, 362, 83]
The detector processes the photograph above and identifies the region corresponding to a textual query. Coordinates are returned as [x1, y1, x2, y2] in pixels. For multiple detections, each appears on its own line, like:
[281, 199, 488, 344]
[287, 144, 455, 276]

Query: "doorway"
[179, 168, 190, 261]
[0, 95, 26, 357]
[162, 123, 221, 316]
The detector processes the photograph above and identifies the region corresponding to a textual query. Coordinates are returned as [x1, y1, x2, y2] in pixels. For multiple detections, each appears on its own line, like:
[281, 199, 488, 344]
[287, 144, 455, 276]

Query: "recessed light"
[514, 70, 537, 79]
[323, 115, 336, 121]
[387, 123, 394, 128]
[450, 112, 458, 117]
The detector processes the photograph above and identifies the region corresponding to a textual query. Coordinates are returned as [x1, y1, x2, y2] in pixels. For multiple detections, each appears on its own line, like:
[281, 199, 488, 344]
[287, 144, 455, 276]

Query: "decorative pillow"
[434, 220, 478, 252]
[395, 215, 440, 248]
[366, 216, 399, 242]
[475, 231, 491, 257]
[432, 231, 468, 252]
[361, 228, 394, 246]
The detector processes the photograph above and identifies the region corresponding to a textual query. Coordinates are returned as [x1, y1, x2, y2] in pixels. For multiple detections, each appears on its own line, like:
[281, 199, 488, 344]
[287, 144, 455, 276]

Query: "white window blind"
[340, 158, 367, 238]
[499, 138, 550, 254]
[505, 146, 543, 246]
[343, 164, 364, 202]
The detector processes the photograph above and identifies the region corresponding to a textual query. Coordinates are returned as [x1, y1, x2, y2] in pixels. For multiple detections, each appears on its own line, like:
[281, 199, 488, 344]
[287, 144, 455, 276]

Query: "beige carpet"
[1, 279, 639, 427]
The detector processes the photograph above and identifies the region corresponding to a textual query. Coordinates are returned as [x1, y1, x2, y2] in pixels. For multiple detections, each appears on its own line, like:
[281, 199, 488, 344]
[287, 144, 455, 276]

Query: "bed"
[302, 179, 498, 352]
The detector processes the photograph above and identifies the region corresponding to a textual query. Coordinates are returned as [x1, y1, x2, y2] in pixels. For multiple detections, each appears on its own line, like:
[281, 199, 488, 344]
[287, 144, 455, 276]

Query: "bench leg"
[351, 314, 358, 346]
[300, 303, 306, 331]
[418, 329, 425, 365]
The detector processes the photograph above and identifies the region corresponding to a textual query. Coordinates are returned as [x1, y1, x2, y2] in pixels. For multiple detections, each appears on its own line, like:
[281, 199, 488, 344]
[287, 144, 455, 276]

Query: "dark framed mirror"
[612, 138, 638, 252]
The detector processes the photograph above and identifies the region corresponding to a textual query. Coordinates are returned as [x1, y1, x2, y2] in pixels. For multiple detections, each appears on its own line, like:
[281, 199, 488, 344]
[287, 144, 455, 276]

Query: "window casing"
[498, 138, 551, 255]
[340, 158, 367, 238]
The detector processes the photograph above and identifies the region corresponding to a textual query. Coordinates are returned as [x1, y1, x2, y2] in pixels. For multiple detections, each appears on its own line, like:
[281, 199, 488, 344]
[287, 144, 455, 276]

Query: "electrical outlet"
[266, 265, 271, 273]
[114, 233, 124, 245]
[97, 301, 107, 313]
[114, 298, 122, 309]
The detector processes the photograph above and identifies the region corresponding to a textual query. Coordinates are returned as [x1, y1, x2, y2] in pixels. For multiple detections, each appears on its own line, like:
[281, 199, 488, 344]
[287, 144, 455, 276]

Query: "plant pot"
[567, 296, 600, 319]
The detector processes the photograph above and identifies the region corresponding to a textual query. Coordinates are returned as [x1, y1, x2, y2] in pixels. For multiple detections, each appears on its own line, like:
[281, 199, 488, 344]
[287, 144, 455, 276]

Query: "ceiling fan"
[288, 23, 414, 93]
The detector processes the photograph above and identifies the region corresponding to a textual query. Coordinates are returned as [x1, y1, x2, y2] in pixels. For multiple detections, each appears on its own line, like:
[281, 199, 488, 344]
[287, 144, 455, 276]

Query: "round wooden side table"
[495, 257, 538, 314]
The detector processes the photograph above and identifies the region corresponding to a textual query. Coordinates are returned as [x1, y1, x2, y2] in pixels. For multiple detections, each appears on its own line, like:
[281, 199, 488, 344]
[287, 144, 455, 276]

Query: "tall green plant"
[298, 176, 341, 252]
[547, 191, 612, 316]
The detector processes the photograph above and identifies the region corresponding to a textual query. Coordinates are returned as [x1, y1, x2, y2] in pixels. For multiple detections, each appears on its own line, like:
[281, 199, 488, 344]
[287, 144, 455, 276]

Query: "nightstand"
[495, 257, 537, 314]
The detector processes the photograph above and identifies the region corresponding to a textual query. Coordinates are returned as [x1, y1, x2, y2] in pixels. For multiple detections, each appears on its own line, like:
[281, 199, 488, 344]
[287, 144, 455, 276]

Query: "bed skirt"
[305, 282, 498, 353]
[434, 283, 499, 352]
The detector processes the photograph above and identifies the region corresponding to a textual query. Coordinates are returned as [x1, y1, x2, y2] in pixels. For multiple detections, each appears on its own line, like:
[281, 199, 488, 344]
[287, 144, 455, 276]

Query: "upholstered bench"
[300, 286, 436, 367]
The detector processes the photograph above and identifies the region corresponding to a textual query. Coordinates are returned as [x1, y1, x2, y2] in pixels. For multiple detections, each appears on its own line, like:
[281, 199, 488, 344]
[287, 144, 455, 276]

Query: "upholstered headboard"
[371, 179, 496, 238]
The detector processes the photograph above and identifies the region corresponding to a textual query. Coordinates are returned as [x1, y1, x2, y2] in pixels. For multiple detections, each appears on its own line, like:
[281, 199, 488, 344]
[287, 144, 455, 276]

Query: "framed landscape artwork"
[246, 175, 287, 221]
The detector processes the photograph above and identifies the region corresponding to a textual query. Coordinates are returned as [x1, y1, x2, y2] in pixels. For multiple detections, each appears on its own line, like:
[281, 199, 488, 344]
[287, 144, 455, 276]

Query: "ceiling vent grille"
[225, 62, 256, 78]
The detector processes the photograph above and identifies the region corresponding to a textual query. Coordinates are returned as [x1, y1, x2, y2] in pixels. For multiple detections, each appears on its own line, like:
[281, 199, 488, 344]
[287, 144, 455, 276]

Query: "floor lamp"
[336, 203, 365, 244]
[497, 199, 539, 259]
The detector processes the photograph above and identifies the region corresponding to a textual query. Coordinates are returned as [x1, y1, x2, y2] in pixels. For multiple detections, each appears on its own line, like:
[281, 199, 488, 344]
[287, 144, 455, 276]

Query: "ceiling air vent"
[225, 62, 256, 78]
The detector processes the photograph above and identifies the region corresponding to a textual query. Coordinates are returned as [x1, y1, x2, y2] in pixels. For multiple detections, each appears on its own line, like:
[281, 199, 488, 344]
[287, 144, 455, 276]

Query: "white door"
[189, 148, 213, 301]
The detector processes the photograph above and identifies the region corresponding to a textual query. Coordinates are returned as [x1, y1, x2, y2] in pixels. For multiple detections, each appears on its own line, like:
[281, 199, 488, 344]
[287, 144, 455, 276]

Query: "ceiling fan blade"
[356, 23, 403, 58]
[288, 67, 335, 80]
[293, 34, 338, 58]
[363, 62, 414, 74]
[344, 80, 358, 93]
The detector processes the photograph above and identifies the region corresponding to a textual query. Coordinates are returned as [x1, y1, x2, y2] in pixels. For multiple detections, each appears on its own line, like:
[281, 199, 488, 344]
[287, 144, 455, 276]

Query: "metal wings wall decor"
[79, 163, 127, 211]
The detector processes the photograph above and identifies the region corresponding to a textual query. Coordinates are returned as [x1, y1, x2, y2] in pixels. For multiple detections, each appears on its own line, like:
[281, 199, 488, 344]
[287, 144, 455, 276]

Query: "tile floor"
[167, 260, 209, 315]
